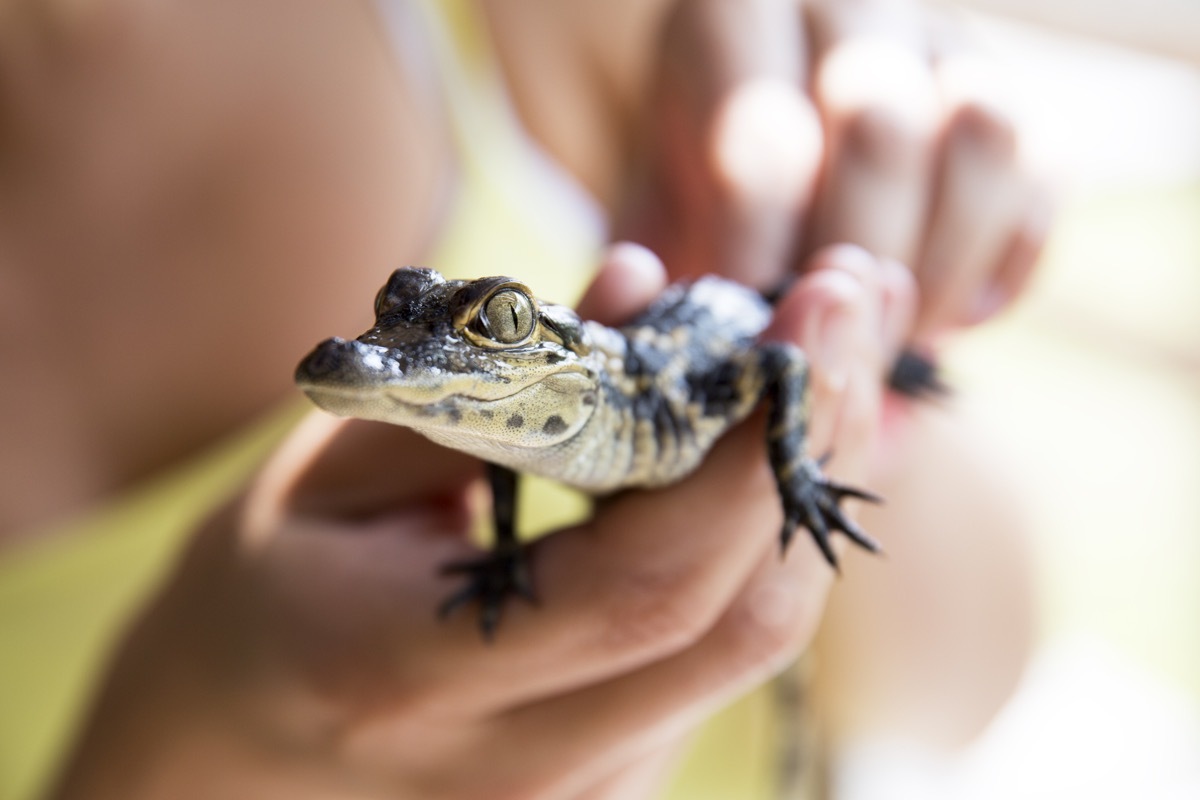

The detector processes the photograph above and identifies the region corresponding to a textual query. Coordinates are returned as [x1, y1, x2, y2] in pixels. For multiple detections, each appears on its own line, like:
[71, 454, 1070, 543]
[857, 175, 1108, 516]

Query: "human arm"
[593, 0, 1047, 758]
[605, 0, 1051, 337]
[49, 245, 907, 800]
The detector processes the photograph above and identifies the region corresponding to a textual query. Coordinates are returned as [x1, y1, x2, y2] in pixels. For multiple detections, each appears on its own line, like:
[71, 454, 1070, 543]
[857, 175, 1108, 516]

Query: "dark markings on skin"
[632, 386, 665, 461]
[622, 338, 673, 382]
[654, 395, 677, 460]
[685, 360, 745, 418]
[600, 377, 633, 412]
[540, 305, 587, 353]
[295, 269, 885, 649]
[621, 347, 642, 379]
[667, 384, 696, 458]
[480, 409, 494, 419]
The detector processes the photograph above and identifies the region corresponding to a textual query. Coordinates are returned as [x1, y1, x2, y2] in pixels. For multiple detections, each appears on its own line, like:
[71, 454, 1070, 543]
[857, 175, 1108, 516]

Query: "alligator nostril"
[296, 337, 352, 381]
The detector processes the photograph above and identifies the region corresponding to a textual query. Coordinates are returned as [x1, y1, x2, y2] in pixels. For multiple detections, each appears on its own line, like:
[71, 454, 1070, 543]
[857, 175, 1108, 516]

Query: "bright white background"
[839, 3, 1200, 797]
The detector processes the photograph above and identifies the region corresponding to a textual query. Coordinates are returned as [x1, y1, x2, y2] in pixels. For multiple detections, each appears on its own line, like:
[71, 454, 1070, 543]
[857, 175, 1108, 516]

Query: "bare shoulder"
[0, 0, 454, 540]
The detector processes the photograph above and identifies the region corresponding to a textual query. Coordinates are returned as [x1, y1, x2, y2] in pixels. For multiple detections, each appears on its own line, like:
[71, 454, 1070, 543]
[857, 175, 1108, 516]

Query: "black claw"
[888, 348, 948, 399]
[776, 458, 881, 571]
[437, 584, 478, 620]
[437, 547, 537, 640]
[760, 343, 882, 571]
[824, 503, 883, 554]
[479, 604, 501, 643]
[824, 480, 884, 505]
[779, 518, 798, 558]
[801, 493, 840, 571]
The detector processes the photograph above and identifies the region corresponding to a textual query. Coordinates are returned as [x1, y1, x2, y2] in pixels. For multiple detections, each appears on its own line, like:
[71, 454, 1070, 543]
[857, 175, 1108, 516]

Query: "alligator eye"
[482, 289, 535, 344]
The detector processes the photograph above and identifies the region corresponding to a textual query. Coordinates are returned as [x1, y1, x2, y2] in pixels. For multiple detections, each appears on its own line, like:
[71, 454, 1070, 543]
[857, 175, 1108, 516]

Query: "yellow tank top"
[0, 3, 788, 798]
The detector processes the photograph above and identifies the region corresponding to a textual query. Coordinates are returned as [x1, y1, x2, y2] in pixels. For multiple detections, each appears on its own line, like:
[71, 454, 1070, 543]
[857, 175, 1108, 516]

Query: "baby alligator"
[296, 267, 883, 637]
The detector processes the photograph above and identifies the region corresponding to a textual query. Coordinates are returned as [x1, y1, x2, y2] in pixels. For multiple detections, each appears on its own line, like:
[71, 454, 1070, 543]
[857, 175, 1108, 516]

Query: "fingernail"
[821, 309, 855, 392]
[807, 302, 856, 394]
[878, 258, 917, 356]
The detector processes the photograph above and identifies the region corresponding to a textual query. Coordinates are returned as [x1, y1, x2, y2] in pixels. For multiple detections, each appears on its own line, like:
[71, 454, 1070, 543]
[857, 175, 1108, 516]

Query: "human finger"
[769, 244, 895, 457]
[914, 54, 1042, 337]
[971, 181, 1052, 326]
[575, 241, 668, 325]
[420, 403, 799, 711]
[879, 257, 919, 364]
[804, 0, 939, 266]
[465, 553, 827, 799]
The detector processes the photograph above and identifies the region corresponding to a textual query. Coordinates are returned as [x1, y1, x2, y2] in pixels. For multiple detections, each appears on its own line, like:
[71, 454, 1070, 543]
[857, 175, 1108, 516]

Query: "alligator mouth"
[297, 336, 593, 419]
[299, 368, 592, 412]
[380, 387, 520, 410]
[298, 382, 516, 406]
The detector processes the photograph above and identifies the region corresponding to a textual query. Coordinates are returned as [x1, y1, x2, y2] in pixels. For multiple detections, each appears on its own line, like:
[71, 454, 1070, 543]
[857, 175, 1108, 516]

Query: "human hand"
[52, 244, 910, 800]
[618, 0, 1051, 343]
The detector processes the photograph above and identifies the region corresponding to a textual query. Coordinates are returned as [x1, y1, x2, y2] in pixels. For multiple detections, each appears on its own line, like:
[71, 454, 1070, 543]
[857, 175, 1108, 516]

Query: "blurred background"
[842, 0, 1200, 796]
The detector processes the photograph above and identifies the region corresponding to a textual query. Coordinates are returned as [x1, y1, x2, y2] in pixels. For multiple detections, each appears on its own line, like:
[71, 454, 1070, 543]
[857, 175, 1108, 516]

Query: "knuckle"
[818, 40, 937, 171]
[948, 100, 1019, 161]
[597, 564, 724, 659]
[722, 580, 815, 675]
[838, 103, 930, 172]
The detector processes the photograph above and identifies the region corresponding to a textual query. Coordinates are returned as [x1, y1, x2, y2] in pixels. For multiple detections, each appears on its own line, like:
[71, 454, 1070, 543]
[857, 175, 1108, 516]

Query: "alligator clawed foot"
[778, 458, 882, 570]
[438, 546, 538, 641]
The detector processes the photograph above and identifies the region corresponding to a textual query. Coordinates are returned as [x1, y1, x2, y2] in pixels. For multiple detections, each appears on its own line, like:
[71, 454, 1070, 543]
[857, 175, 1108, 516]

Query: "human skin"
[485, 0, 1050, 333]
[485, 0, 1041, 754]
[0, 0, 451, 539]
[48, 246, 905, 800]
[0, 0, 1043, 546]
[0, 0, 1039, 795]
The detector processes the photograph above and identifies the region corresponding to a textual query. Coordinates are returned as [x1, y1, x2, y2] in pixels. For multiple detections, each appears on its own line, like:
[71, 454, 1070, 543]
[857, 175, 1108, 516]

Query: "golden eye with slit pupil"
[483, 289, 534, 343]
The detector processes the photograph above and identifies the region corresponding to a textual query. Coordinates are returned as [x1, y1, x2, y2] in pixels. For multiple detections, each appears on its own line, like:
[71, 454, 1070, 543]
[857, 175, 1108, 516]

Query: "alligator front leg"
[758, 342, 882, 568]
[438, 463, 537, 640]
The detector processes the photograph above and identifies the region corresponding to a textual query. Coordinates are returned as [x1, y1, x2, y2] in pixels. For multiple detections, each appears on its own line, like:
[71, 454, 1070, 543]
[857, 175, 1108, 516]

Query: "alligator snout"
[294, 337, 357, 382]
